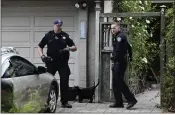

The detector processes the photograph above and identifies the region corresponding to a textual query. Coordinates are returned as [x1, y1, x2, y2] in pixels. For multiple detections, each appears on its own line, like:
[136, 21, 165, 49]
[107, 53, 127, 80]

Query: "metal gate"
[98, 6, 166, 104]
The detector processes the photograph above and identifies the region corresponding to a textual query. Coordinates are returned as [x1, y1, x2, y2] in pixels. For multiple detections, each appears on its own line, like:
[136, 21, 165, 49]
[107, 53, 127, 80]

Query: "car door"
[1, 58, 15, 111]
[9, 56, 48, 109]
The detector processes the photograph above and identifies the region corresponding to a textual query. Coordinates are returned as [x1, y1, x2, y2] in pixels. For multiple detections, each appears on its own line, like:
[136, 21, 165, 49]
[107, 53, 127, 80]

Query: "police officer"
[110, 22, 137, 109]
[38, 19, 77, 108]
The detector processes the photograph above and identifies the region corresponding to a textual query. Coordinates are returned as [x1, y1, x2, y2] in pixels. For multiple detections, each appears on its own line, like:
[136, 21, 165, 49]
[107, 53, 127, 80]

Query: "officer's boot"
[109, 99, 124, 108]
[109, 103, 124, 108]
[61, 101, 72, 108]
[126, 98, 137, 109]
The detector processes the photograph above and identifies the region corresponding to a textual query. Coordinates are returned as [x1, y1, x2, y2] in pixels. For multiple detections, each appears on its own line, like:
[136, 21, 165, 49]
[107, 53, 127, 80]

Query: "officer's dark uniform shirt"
[112, 31, 132, 62]
[38, 30, 75, 61]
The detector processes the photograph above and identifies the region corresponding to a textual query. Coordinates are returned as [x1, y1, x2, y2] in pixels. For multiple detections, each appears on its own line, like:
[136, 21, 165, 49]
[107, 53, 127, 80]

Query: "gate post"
[160, 5, 166, 107]
[104, 0, 113, 100]
[95, 0, 101, 102]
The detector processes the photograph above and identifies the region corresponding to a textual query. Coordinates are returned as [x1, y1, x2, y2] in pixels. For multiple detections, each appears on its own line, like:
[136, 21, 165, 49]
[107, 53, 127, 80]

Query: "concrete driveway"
[56, 89, 161, 113]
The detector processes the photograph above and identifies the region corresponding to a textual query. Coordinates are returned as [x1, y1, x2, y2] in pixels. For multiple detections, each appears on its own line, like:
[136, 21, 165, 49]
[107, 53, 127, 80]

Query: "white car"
[1, 47, 59, 113]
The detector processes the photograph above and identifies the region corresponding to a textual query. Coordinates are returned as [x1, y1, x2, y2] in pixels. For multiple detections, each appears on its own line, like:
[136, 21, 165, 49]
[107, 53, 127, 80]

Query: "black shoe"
[126, 100, 137, 109]
[61, 103, 72, 108]
[109, 103, 124, 108]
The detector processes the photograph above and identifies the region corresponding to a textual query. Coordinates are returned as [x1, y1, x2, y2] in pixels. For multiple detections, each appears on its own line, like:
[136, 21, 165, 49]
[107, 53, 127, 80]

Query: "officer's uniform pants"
[46, 60, 70, 104]
[112, 61, 136, 105]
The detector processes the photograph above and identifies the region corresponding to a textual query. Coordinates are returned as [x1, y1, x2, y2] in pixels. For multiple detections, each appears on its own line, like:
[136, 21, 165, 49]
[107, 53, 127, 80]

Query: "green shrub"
[2, 89, 42, 113]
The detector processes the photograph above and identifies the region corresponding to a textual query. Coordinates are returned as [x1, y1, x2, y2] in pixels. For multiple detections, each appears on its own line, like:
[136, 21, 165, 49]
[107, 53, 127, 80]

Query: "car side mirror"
[37, 66, 46, 74]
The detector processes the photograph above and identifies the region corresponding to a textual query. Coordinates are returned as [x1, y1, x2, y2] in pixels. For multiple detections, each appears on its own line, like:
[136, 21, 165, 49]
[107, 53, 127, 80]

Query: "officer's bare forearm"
[38, 47, 44, 57]
[69, 46, 77, 52]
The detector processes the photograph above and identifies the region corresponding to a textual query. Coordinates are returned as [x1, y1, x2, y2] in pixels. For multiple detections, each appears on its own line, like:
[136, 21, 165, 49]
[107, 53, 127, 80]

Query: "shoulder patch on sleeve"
[117, 37, 122, 42]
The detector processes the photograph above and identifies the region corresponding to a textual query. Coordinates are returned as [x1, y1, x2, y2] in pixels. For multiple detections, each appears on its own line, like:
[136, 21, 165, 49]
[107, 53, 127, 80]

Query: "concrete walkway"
[56, 89, 161, 113]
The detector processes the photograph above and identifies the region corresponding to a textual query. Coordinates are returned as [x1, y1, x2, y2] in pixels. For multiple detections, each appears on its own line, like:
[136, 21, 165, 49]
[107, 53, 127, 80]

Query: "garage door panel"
[32, 58, 43, 64]
[2, 43, 32, 47]
[34, 11, 77, 16]
[2, 6, 78, 87]
[15, 47, 30, 58]
[34, 31, 47, 42]
[34, 47, 47, 58]
[2, 31, 30, 42]
[34, 16, 74, 27]
[2, 27, 31, 31]
[2, 16, 31, 27]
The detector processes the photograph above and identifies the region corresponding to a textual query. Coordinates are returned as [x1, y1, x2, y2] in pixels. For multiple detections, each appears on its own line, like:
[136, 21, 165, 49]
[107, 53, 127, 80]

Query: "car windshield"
[1, 59, 10, 77]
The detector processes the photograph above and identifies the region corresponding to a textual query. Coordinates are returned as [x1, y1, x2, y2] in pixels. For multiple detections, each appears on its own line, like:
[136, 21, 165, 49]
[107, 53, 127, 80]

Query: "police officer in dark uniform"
[110, 22, 137, 109]
[38, 19, 77, 108]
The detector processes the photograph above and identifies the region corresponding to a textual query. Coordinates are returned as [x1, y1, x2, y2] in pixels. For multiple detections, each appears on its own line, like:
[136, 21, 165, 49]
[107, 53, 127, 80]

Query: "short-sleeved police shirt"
[112, 31, 131, 62]
[38, 30, 75, 60]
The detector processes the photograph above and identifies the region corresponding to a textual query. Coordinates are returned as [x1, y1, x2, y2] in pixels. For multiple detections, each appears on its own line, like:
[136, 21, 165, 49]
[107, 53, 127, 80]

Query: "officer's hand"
[45, 56, 53, 63]
[41, 55, 47, 62]
[63, 47, 70, 52]
[41, 55, 52, 63]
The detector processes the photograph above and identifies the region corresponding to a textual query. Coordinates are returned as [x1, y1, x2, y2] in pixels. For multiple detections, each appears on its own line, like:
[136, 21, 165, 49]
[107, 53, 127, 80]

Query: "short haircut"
[111, 22, 121, 27]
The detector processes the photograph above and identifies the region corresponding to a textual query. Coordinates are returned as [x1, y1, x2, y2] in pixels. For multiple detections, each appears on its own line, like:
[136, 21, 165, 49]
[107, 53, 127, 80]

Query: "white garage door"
[2, 1, 79, 87]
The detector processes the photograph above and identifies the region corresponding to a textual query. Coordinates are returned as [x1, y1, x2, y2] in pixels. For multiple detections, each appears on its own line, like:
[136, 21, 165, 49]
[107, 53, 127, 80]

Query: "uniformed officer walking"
[110, 22, 137, 109]
[38, 19, 77, 108]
